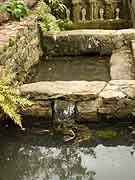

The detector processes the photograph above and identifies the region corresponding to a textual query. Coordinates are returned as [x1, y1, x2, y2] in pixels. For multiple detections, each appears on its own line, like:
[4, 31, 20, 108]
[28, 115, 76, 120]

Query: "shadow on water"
[0, 122, 135, 180]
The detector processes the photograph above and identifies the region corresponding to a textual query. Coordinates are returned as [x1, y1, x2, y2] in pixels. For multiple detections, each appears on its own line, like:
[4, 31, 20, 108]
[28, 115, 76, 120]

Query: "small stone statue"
[81, 8, 87, 21]
[66, 9, 70, 21]
[99, 8, 104, 20]
[115, 8, 120, 20]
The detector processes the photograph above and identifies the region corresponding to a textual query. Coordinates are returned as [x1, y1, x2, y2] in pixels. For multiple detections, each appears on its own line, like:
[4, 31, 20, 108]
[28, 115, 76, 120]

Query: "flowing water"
[0, 123, 135, 180]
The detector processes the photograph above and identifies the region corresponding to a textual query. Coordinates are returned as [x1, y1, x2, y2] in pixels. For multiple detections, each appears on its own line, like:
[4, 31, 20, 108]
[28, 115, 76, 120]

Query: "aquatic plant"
[96, 130, 117, 138]
[0, 67, 32, 128]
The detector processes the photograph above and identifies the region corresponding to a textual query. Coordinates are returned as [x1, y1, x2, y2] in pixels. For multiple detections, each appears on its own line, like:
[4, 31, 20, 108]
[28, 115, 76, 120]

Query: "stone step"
[20, 80, 135, 122]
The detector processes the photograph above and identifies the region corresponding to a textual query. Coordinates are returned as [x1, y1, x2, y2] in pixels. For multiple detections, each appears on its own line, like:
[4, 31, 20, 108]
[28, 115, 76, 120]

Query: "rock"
[42, 29, 135, 56]
[111, 30, 124, 49]
[0, 14, 43, 84]
[110, 47, 134, 80]
[20, 81, 107, 101]
[43, 30, 113, 56]
[98, 80, 135, 120]
[22, 100, 52, 119]
[20, 80, 135, 122]
[76, 99, 100, 122]
[109, 80, 135, 98]
[0, 11, 10, 24]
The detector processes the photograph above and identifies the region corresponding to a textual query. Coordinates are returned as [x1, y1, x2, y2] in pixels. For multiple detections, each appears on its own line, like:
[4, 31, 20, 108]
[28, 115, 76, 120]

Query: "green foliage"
[46, 0, 68, 19]
[57, 19, 73, 30]
[8, 36, 17, 47]
[0, 67, 32, 128]
[37, 1, 61, 32]
[0, 4, 7, 13]
[6, 0, 29, 20]
[37, 0, 71, 32]
[96, 130, 117, 138]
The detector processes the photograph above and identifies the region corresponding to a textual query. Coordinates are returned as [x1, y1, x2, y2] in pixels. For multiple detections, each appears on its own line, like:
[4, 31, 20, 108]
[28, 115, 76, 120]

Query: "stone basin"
[20, 29, 135, 123]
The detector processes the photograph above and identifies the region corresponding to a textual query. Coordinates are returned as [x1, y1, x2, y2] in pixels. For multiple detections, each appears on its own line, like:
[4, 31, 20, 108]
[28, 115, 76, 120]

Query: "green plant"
[0, 4, 7, 13]
[6, 0, 29, 20]
[37, 1, 61, 32]
[96, 130, 117, 138]
[8, 36, 17, 47]
[0, 67, 32, 128]
[47, 0, 68, 19]
[37, 0, 71, 32]
[39, 13, 61, 32]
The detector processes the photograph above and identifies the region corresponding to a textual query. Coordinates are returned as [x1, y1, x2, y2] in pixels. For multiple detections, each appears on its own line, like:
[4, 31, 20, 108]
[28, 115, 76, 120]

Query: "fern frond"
[0, 66, 32, 128]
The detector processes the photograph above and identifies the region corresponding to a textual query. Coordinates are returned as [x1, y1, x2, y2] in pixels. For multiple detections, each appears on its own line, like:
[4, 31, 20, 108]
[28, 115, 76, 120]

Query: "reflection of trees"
[0, 142, 96, 180]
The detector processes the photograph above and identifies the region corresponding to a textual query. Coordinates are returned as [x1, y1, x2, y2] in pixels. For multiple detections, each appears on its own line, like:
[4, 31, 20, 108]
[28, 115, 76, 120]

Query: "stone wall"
[0, 15, 42, 84]
[20, 80, 135, 123]
[42, 29, 135, 56]
[20, 28, 135, 124]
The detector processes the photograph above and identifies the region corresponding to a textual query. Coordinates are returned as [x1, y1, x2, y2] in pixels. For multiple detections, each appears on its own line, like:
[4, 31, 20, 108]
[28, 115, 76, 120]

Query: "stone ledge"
[20, 81, 107, 101]
[20, 80, 135, 122]
[43, 29, 135, 56]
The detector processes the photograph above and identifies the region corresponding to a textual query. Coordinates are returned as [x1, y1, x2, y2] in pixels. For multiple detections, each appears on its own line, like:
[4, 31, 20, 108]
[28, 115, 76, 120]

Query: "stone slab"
[110, 47, 134, 80]
[98, 80, 135, 120]
[43, 29, 135, 56]
[20, 81, 107, 101]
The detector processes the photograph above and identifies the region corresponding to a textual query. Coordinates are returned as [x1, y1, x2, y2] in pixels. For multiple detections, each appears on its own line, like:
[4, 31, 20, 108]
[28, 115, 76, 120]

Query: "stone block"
[98, 80, 135, 120]
[76, 99, 100, 122]
[22, 100, 52, 119]
[110, 47, 134, 80]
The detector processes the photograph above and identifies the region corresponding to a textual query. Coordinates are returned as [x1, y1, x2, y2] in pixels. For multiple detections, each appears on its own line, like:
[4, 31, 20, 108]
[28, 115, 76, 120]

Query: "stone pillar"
[131, 0, 135, 27]
[72, 0, 81, 22]
[105, 2, 114, 19]
[89, 0, 98, 20]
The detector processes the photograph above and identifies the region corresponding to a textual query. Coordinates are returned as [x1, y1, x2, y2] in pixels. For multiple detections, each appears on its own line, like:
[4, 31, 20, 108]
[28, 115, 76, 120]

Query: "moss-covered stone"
[0, 15, 43, 84]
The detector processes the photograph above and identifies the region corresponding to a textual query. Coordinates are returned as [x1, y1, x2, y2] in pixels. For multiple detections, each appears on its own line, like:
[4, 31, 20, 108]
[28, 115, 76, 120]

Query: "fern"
[0, 67, 32, 128]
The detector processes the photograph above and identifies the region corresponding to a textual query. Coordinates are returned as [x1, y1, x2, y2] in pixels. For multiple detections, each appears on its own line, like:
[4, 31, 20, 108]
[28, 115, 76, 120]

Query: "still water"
[30, 56, 110, 82]
[0, 123, 135, 180]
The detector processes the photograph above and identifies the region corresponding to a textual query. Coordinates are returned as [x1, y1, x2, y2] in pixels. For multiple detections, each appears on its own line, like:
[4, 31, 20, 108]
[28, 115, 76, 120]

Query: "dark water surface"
[0, 123, 135, 180]
[31, 56, 110, 82]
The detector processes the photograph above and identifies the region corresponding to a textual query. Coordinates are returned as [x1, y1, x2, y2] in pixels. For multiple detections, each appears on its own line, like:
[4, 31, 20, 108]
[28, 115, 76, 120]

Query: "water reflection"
[0, 140, 135, 180]
[30, 56, 110, 82]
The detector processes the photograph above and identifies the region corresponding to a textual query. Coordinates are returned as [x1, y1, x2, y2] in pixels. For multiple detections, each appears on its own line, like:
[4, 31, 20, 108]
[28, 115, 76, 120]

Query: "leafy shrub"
[0, 67, 32, 128]
[37, 0, 71, 32]
[37, 1, 61, 32]
[46, 0, 68, 19]
[6, 0, 29, 20]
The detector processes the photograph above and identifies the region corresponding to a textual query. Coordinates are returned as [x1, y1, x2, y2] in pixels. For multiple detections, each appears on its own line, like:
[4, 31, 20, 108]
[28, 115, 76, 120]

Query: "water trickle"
[54, 100, 75, 124]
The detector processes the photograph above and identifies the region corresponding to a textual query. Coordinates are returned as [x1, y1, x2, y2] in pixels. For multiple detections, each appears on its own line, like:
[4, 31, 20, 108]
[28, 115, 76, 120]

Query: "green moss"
[9, 36, 17, 47]
[96, 130, 117, 138]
